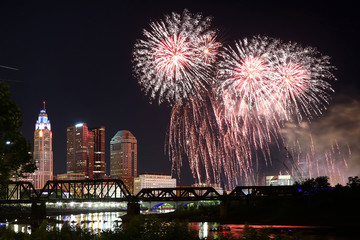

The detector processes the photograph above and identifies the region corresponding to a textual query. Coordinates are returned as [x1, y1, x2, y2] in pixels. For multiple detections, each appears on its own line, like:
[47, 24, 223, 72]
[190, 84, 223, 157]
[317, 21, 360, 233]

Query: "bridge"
[135, 186, 222, 211]
[0, 179, 132, 202]
[0, 180, 303, 217]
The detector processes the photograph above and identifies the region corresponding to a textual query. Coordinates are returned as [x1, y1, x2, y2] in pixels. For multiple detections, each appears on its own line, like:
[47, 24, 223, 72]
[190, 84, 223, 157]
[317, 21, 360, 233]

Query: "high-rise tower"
[110, 130, 137, 177]
[89, 126, 106, 179]
[32, 101, 53, 189]
[67, 123, 90, 177]
[66, 123, 106, 179]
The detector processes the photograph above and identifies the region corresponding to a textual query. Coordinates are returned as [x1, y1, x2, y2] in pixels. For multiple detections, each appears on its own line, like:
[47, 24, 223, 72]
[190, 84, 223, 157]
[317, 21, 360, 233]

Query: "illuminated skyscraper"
[110, 130, 137, 178]
[67, 123, 90, 178]
[66, 123, 106, 179]
[32, 101, 53, 189]
[89, 126, 106, 179]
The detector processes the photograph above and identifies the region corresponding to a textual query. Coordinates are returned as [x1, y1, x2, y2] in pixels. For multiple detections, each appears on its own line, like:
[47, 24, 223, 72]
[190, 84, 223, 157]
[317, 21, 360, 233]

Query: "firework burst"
[217, 36, 278, 119]
[132, 9, 220, 105]
[271, 42, 336, 122]
[215, 36, 281, 175]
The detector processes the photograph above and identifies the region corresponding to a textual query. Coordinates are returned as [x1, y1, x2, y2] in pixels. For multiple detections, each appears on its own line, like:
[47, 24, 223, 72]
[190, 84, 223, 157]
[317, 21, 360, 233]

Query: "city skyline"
[1, 1, 359, 186]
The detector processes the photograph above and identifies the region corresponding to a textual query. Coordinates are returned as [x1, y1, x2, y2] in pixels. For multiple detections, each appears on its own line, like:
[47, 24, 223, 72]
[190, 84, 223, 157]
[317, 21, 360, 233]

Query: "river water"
[3, 211, 357, 239]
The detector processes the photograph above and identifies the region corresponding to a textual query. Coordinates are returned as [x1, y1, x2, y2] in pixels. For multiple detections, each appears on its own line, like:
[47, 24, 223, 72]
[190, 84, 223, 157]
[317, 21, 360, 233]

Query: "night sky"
[1, 1, 359, 186]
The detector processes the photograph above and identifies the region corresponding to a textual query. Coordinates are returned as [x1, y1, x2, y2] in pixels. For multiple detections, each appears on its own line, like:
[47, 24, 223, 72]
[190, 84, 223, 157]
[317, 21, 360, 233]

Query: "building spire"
[43, 101, 46, 110]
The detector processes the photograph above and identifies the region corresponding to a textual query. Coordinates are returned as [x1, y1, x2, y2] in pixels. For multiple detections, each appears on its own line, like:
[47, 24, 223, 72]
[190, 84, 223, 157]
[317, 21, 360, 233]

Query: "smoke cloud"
[280, 96, 360, 185]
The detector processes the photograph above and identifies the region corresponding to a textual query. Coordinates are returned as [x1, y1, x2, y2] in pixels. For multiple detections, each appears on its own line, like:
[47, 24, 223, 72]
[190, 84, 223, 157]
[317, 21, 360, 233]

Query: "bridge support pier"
[127, 202, 140, 216]
[31, 202, 46, 219]
[220, 199, 230, 219]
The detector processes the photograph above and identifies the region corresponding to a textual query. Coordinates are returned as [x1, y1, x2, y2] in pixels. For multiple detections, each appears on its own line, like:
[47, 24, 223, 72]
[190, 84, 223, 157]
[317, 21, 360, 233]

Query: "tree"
[347, 176, 360, 189]
[294, 176, 331, 192]
[0, 81, 36, 186]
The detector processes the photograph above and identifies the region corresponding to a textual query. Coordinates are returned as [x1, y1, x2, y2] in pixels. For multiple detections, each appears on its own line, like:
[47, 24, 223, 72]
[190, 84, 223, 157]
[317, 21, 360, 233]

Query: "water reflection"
[6, 212, 125, 234]
[189, 222, 337, 239]
[53, 212, 124, 234]
[6, 214, 349, 239]
[7, 222, 32, 234]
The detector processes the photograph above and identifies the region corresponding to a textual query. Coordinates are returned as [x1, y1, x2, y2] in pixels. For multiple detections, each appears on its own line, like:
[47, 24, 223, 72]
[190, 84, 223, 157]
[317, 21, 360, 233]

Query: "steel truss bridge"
[0, 180, 304, 216]
[0, 179, 132, 203]
[0, 180, 300, 203]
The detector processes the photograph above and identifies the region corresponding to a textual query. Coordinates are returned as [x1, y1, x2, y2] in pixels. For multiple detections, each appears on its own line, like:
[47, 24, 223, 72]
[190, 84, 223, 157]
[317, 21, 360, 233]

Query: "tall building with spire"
[32, 101, 53, 189]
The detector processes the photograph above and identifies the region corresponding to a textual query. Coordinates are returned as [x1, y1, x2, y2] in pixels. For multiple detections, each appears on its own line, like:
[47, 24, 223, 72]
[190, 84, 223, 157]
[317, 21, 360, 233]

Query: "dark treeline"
[218, 176, 360, 227]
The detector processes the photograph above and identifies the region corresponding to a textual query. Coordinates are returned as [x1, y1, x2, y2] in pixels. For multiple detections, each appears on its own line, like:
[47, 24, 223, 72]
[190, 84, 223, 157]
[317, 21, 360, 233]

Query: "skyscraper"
[89, 126, 106, 179]
[110, 130, 137, 178]
[67, 123, 90, 178]
[66, 123, 106, 179]
[32, 101, 53, 189]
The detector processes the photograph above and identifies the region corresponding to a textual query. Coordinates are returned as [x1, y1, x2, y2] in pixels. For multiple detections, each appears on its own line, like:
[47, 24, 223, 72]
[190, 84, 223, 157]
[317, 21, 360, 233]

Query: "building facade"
[110, 130, 137, 178]
[265, 175, 293, 186]
[32, 102, 53, 189]
[67, 123, 89, 177]
[66, 123, 106, 179]
[134, 173, 177, 195]
[89, 127, 106, 179]
[55, 173, 86, 181]
[192, 183, 224, 195]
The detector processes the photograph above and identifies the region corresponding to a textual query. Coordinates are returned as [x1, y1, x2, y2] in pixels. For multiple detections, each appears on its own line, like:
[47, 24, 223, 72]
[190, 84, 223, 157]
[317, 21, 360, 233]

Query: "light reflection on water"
[53, 211, 125, 234]
[189, 222, 356, 240]
[7, 212, 125, 234]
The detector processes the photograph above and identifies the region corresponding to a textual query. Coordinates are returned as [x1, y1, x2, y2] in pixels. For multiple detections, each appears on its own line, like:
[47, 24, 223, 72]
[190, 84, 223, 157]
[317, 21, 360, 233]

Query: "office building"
[89, 127, 106, 179]
[66, 123, 106, 179]
[55, 173, 86, 181]
[111, 175, 135, 194]
[192, 182, 224, 195]
[110, 130, 137, 178]
[67, 123, 90, 177]
[265, 175, 293, 186]
[31, 102, 53, 189]
[134, 173, 176, 195]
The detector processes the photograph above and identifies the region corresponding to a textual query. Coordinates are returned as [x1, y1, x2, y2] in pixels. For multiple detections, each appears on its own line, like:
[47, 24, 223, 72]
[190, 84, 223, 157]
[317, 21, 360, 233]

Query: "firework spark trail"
[168, 94, 225, 185]
[132, 9, 220, 105]
[282, 124, 349, 185]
